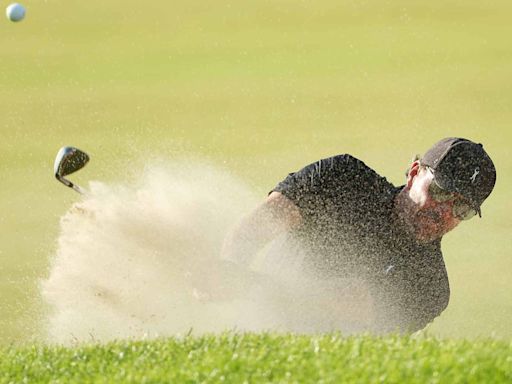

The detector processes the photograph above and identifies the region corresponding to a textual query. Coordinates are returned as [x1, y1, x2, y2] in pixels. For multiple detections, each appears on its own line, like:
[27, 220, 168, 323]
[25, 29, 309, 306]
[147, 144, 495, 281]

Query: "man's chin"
[412, 217, 446, 242]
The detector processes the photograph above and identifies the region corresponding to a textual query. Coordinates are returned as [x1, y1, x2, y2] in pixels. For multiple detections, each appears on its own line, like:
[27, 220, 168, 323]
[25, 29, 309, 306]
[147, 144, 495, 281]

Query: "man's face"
[406, 166, 462, 241]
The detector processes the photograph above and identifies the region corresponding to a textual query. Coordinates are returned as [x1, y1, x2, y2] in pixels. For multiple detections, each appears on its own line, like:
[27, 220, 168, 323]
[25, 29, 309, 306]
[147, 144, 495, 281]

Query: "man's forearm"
[221, 192, 302, 266]
[222, 216, 277, 266]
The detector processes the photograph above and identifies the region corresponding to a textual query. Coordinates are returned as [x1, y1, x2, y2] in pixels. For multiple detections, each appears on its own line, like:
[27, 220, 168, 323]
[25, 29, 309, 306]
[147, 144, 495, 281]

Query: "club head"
[54, 146, 90, 179]
[54, 146, 90, 194]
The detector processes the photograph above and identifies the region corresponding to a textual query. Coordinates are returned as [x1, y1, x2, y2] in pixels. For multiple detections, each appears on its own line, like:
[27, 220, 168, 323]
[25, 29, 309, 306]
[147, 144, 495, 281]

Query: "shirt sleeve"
[272, 154, 366, 212]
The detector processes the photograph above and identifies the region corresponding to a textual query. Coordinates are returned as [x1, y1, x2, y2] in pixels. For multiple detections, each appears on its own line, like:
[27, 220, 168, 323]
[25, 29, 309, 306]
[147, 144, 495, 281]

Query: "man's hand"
[187, 259, 279, 302]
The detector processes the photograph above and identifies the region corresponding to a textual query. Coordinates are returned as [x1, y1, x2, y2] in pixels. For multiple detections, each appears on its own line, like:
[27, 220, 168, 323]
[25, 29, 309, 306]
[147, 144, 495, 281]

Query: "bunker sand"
[41, 161, 374, 344]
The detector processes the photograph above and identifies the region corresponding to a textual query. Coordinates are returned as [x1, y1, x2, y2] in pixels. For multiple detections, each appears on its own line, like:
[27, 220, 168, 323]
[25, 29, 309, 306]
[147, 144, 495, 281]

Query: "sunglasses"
[427, 169, 478, 221]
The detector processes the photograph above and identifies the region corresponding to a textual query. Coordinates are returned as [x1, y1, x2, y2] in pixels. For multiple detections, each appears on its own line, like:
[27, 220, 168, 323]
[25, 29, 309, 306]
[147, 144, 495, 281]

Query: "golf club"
[54, 146, 90, 194]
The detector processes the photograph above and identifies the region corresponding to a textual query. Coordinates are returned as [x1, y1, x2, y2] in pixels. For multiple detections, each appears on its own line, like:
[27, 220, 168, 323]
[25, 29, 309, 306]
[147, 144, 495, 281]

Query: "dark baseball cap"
[421, 137, 496, 217]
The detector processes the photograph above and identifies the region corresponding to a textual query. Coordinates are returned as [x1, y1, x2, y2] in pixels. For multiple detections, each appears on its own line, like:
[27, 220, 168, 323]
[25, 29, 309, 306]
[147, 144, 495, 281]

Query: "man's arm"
[222, 154, 361, 266]
[222, 191, 303, 266]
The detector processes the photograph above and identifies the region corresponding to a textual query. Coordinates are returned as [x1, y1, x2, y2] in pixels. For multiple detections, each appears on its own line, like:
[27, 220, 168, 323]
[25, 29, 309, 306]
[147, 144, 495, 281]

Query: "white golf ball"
[6, 3, 26, 22]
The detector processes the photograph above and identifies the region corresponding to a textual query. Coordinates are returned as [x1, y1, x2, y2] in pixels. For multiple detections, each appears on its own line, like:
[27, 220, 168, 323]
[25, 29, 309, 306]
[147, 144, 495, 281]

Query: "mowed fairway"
[0, 0, 511, 352]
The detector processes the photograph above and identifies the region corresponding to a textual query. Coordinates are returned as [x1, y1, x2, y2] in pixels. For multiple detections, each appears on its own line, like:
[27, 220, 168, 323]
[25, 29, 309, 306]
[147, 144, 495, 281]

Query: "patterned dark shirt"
[272, 154, 450, 332]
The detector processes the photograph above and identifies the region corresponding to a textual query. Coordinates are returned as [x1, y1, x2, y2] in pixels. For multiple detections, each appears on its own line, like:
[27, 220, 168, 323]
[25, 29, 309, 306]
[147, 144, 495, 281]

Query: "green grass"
[1, 0, 512, 345]
[1, 333, 511, 383]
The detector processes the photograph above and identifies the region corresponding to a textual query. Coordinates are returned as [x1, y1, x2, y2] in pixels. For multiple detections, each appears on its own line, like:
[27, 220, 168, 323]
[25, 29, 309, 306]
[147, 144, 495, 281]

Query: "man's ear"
[406, 161, 421, 188]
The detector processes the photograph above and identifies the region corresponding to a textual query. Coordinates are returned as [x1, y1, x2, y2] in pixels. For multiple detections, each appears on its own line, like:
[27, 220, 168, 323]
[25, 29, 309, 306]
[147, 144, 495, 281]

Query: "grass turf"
[1, 333, 511, 383]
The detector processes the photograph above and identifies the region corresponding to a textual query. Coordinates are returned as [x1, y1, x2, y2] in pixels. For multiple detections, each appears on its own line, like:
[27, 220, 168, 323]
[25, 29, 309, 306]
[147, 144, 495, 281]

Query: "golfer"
[222, 137, 496, 332]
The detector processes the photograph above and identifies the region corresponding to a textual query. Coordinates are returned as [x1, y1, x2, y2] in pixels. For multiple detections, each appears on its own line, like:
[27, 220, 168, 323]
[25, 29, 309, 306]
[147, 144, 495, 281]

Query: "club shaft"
[56, 175, 87, 195]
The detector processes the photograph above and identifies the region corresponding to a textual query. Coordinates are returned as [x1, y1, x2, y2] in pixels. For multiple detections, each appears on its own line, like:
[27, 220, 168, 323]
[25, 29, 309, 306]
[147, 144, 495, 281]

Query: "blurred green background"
[0, 0, 510, 344]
